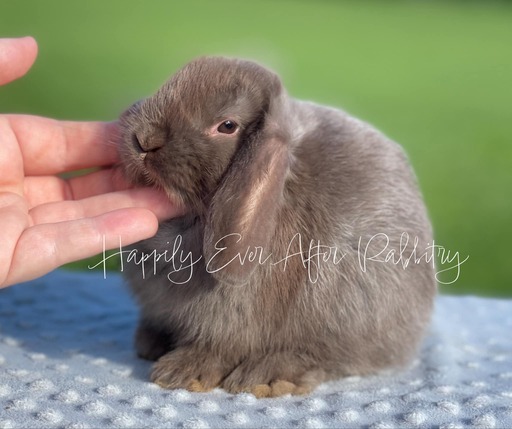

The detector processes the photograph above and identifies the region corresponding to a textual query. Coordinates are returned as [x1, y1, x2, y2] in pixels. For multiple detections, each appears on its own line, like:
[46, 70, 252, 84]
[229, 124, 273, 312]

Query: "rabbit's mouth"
[118, 141, 199, 215]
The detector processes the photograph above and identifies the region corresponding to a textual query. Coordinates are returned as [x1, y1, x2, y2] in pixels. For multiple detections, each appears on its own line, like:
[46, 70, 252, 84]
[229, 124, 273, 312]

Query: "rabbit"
[117, 56, 437, 397]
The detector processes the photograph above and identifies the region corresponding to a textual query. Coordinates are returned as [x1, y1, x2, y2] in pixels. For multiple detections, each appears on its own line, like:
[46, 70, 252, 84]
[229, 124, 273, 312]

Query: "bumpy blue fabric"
[1, 270, 511, 428]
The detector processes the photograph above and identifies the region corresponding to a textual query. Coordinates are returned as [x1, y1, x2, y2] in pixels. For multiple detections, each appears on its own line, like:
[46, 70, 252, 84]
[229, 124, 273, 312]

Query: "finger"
[29, 188, 184, 225]
[24, 168, 131, 207]
[0, 193, 30, 287]
[0, 37, 38, 85]
[3, 208, 160, 287]
[4, 114, 120, 175]
[0, 117, 24, 195]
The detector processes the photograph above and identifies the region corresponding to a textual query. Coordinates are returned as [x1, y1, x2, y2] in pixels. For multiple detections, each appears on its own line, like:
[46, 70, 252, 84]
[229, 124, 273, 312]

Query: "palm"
[0, 116, 179, 287]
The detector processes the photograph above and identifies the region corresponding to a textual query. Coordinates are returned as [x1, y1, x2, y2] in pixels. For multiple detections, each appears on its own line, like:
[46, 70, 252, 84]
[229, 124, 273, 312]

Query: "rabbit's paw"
[151, 347, 224, 392]
[222, 353, 324, 398]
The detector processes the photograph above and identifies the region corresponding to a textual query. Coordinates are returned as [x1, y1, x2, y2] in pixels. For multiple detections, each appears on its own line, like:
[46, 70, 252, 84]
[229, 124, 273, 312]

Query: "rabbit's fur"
[118, 57, 436, 397]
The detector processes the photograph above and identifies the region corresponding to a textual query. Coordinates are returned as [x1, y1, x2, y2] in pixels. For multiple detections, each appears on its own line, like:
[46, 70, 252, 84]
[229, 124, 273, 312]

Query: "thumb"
[0, 37, 38, 86]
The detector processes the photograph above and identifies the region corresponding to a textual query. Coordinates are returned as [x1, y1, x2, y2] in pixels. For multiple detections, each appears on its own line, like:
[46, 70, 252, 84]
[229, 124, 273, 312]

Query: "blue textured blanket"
[1, 270, 511, 428]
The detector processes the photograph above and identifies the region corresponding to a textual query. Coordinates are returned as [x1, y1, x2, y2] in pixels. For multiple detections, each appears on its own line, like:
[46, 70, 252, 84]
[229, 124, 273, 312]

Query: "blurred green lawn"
[1, 1, 511, 296]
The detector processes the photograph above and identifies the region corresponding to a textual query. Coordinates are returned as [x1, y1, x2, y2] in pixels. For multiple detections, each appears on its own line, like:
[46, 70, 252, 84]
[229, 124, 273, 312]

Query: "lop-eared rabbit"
[119, 57, 436, 397]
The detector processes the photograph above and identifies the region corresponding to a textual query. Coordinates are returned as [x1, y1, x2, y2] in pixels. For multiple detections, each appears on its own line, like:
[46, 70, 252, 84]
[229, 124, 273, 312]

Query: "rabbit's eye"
[217, 120, 238, 134]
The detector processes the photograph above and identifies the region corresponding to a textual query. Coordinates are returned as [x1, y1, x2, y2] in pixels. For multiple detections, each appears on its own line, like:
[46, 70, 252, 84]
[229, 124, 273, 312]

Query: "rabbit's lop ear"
[204, 98, 290, 285]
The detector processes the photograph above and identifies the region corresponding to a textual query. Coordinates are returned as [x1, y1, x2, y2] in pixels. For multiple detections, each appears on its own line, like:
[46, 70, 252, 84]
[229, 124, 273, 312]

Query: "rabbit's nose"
[132, 131, 165, 153]
[132, 133, 145, 153]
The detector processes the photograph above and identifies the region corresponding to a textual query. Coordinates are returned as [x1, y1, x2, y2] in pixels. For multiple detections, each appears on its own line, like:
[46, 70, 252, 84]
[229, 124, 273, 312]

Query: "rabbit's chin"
[119, 163, 187, 211]
[146, 179, 191, 213]
[162, 187, 191, 214]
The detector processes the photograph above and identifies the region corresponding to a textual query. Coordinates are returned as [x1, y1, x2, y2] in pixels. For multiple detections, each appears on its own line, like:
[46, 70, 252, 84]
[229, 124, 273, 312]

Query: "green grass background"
[1, 0, 511, 296]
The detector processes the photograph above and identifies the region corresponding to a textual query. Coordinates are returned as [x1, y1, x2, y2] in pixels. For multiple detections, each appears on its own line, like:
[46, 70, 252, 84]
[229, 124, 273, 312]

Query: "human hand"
[0, 37, 182, 288]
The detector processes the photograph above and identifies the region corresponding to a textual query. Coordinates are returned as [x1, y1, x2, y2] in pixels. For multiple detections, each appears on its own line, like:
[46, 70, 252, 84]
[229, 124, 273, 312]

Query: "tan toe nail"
[188, 379, 208, 392]
[270, 379, 296, 396]
[251, 384, 272, 398]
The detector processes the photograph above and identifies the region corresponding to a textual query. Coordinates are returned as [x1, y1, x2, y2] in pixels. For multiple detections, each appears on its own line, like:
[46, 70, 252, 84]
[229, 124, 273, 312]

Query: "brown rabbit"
[118, 57, 437, 397]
